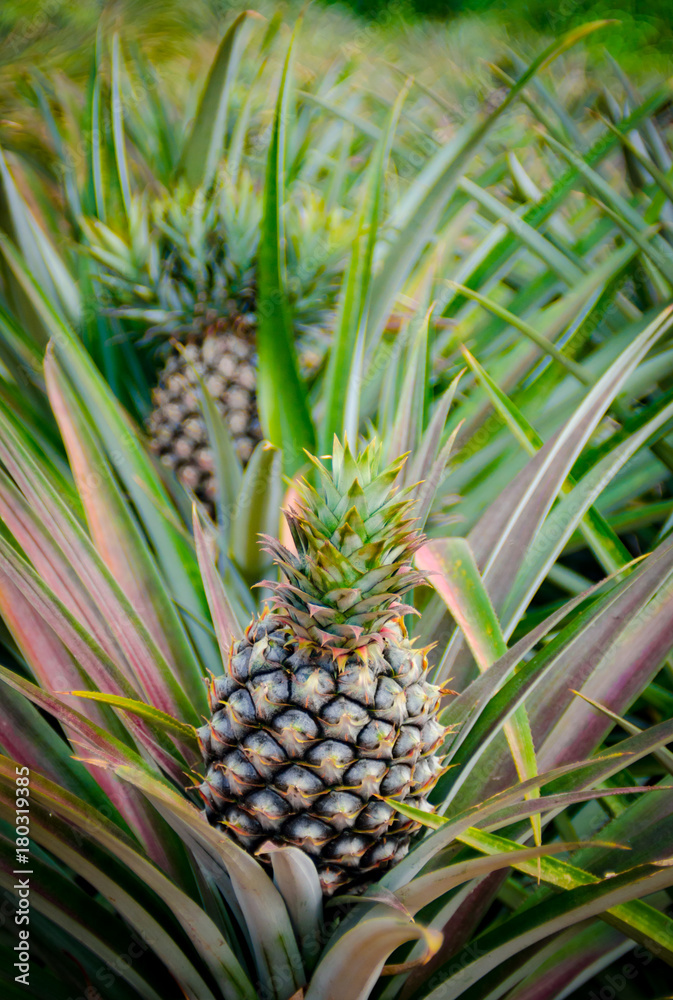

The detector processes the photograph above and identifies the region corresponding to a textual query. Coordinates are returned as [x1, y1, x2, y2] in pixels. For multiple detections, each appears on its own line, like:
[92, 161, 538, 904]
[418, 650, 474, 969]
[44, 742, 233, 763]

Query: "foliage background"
[2, 0, 672, 75]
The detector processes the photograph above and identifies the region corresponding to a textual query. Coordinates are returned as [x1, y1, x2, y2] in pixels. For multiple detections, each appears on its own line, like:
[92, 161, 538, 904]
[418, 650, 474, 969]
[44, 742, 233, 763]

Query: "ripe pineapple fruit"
[148, 310, 260, 509]
[198, 439, 448, 895]
[91, 173, 344, 515]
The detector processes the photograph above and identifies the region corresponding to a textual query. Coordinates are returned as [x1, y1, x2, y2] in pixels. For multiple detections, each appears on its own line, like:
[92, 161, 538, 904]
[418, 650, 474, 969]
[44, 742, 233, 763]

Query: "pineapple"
[198, 439, 448, 895]
[90, 173, 345, 515]
[148, 312, 261, 511]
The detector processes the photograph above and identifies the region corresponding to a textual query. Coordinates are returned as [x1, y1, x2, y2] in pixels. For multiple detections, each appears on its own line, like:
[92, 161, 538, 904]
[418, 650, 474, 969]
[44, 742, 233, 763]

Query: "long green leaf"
[257, 21, 315, 475]
[68, 691, 198, 749]
[320, 79, 410, 451]
[365, 21, 614, 360]
[179, 12, 258, 188]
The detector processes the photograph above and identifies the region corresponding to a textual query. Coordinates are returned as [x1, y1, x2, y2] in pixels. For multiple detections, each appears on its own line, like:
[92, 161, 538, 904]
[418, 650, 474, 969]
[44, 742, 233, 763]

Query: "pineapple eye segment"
[282, 816, 334, 854]
[244, 790, 291, 830]
[323, 833, 371, 867]
[314, 791, 363, 830]
[271, 709, 321, 758]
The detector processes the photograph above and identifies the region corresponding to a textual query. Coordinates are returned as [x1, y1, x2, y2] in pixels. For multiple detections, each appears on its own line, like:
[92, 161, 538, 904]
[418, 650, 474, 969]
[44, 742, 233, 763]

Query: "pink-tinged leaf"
[67, 690, 199, 764]
[528, 535, 673, 765]
[539, 558, 673, 773]
[397, 841, 613, 916]
[500, 393, 673, 633]
[0, 769, 219, 1000]
[0, 566, 152, 818]
[47, 347, 166, 642]
[0, 533, 177, 745]
[439, 562, 642, 761]
[450, 536, 673, 810]
[0, 670, 107, 807]
[421, 868, 673, 998]
[0, 666, 172, 869]
[572, 776, 673, 876]
[111, 762, 305, 1000]
[572, 691, 673, 776]
[193, 507, 243, 661]
[0, 666, 144, 772]
[0, 461, 121, 667]
[416, 537, 540, 842]
[450, 827, 673, 960]
[0, 409, 199, 723]
[0, 757, 256, 1000]
[0, 233, 217, 672]
[0, 560, 186, 787]
[478, 718, 673, 835]
[0, 560, 98, 711]
[439, 305, 673, 686]
[483, 786, 668, 832]
[304, 917, 442, 999]
[381, 755, 623, 892]
[45, 348, 206, 713]
[389, 786, 661, 837]
[503, 923, 629, 1000]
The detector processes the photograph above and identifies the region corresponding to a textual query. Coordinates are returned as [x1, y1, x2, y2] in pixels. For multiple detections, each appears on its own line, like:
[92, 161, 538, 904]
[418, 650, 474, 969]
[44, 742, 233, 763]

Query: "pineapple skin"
[198, 612, 445, 895]
[148, 316, 261, 515]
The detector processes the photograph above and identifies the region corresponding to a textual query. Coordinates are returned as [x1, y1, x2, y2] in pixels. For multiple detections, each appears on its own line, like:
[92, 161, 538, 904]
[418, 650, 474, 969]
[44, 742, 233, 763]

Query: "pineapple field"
[2, 2, 673, 999]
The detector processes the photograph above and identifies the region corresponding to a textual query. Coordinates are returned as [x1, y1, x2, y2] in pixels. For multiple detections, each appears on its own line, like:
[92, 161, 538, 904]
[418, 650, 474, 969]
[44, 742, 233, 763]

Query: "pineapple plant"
[198, 440, 447, 894]
[2, 18, 673, 999]
[85, 174, 346, 516]
[0, 291, 673, 1000]
[10, 11, 351, 518]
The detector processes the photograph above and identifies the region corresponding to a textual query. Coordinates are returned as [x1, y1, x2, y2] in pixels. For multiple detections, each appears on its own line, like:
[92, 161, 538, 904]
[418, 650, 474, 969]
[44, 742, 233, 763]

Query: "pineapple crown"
[94, 177, 259, 341]
[90, 172, 346, 344]
[260, 438, 427, 660]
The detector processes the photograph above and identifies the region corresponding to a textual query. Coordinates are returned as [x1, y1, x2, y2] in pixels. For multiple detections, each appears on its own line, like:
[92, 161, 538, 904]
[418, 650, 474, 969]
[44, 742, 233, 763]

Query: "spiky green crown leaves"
[90, 176, 260, 342]
[89, 173, 347, 345]
[260, 438, 427, 659]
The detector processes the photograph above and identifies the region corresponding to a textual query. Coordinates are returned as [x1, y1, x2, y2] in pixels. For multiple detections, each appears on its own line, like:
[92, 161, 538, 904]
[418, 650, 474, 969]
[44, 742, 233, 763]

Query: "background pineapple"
[87, 173, 347, 514]
[198, 441, 447, 894]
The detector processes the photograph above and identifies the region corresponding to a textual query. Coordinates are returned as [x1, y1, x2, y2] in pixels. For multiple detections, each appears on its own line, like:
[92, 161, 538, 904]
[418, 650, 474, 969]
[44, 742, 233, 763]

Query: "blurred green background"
[1, 0, 671, 78]
[325, 0, 673, 75]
